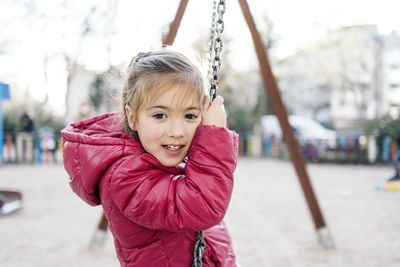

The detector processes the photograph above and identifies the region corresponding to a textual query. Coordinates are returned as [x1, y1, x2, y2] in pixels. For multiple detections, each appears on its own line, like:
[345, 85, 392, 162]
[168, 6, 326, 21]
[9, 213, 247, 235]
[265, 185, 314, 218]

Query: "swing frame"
[163, 0, 334, 249]
[90, 0, 335, 251]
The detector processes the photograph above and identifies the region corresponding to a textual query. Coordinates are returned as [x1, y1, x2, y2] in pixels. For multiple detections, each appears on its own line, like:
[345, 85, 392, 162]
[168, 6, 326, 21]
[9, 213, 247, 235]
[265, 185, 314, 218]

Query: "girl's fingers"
[210, 96, 224, 108]
[203, 95, 211, 110]
[202, 95, 226, 127]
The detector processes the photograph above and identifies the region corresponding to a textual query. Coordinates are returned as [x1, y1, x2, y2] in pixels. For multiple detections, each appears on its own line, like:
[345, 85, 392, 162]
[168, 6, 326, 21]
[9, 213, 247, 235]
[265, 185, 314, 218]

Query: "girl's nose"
[167, 119, 184, 138]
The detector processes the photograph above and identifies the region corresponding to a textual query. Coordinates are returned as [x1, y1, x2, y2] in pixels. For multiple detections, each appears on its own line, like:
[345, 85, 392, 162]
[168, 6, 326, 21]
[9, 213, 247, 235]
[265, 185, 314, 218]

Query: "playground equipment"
[0, 190, 23, 216]
[0, 82, 24, 216]
[89, 0, 335, 253]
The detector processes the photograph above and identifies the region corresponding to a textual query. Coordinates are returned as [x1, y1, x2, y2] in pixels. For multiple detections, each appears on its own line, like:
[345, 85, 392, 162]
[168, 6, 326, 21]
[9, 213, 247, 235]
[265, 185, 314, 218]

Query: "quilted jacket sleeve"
[109, 124, 239, 232]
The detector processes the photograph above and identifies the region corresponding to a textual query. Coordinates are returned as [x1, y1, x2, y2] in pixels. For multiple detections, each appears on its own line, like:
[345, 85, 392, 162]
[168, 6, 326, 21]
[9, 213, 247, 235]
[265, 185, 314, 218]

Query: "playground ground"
[0, 158, 399, 267]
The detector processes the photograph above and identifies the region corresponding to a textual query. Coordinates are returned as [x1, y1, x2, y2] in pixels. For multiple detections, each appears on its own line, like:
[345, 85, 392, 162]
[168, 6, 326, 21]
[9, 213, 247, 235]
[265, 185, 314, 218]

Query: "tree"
[1, 0, 120, 123]
[363, 115, 400, 140]
[3, 94, 65, 138]
[89, 74, 106, 112]
[189, 12, 279, 135]
[252, 14, 279, 122]
[61, 0, 120, 122]
[88, 66, 121, 115]
[332, 27, 381, 120]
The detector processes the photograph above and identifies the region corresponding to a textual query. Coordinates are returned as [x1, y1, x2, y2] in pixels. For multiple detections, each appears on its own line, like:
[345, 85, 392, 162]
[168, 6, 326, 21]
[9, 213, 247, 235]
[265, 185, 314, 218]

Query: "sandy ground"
[0, 158, 399, 267]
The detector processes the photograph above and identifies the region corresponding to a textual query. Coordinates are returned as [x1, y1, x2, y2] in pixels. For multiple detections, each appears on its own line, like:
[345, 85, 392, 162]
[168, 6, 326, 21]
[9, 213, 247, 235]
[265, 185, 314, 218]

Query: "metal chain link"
[191, 2, 226, 267]
[209, 0, 226, 100]
[191, 230, 206, 267]
[208, 0, 217, 83]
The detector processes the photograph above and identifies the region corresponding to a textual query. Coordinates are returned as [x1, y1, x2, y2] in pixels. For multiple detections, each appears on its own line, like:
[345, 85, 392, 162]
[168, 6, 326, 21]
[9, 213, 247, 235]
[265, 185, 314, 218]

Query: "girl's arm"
[109, 124, 238, 232]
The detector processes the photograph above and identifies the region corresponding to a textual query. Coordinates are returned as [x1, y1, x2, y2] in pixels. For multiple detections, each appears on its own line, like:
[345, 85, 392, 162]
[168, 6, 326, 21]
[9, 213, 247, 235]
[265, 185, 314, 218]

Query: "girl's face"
[132, 86, 202, 167]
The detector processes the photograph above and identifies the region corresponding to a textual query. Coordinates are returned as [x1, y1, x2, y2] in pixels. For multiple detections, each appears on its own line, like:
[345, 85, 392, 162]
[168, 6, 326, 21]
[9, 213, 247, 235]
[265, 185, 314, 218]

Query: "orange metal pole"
[237, 0, 334, 248]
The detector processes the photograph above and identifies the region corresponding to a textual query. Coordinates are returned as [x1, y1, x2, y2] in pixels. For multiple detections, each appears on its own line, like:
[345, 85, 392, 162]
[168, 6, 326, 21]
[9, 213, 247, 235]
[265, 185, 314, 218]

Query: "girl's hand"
[202, 95, 227, 127]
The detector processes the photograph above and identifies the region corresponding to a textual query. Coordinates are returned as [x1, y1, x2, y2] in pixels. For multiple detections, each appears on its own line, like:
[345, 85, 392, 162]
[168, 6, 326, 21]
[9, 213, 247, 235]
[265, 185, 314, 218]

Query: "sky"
[1, 0, 400, 116]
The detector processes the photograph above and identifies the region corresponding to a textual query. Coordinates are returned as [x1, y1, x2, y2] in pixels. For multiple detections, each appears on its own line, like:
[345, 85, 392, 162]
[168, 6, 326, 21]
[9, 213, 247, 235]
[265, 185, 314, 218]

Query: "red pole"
[237, 0, 334, 248]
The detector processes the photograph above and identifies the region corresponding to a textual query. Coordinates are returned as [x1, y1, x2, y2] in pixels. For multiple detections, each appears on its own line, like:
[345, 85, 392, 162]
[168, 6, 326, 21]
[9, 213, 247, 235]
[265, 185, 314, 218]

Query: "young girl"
[62, 50, 239, 267]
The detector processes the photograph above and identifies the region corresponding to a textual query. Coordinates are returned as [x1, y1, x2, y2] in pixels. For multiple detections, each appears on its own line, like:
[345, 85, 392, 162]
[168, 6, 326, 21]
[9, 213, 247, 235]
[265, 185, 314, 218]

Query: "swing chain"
[191, 2, 226, 266]
[208, 0, 217, 82]
[209, 0, 226, 100]
[191, 230, 206, 267]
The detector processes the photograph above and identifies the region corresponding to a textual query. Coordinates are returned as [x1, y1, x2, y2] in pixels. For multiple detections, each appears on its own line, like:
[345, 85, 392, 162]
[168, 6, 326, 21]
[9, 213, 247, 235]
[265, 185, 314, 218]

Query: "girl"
[62, 50, 239, 267]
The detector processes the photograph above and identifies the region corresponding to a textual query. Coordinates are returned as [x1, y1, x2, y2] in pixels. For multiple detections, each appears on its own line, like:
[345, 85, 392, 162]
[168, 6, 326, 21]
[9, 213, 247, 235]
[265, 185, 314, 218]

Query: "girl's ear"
[125, 105, 136, 131]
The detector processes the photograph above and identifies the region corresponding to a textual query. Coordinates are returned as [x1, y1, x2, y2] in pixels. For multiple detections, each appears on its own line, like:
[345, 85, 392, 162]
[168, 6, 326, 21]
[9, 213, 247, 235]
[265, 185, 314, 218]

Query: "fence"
[240, 134, 399, 165]
[1, 131, 62, 164]
[2, 131, 399, 165]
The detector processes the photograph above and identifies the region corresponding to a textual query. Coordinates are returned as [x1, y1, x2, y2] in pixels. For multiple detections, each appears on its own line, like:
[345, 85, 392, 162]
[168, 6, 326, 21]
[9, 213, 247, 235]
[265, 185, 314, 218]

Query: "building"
[381, 31, 400, 119]
[276, 25, 400, 135]
[65, 64, 97, 124]
[65, 65, 121, 124]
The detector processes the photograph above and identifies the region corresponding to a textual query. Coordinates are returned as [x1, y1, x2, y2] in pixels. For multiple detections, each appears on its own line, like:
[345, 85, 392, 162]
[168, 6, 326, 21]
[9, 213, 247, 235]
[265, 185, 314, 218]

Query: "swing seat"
[0, 190, 23, 216]
[89, 214, 108, 249]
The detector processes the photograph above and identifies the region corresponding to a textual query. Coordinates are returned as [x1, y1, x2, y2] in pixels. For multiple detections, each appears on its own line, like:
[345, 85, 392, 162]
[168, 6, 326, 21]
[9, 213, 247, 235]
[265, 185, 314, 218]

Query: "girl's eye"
[185, 114, 198, 120]
[153, 113, 166, 120]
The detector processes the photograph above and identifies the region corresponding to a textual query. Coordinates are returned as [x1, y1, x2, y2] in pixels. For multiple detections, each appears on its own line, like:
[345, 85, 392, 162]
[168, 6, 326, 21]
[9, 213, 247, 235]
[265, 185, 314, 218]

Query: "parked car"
[260, 115, 337, 142]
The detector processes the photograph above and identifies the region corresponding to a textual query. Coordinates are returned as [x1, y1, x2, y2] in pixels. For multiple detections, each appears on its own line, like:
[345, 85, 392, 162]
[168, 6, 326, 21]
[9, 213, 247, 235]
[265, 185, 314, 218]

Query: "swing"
[90, 0, 335, 263]
[164, 0, 334, 250]
[0, 190, 23, 216]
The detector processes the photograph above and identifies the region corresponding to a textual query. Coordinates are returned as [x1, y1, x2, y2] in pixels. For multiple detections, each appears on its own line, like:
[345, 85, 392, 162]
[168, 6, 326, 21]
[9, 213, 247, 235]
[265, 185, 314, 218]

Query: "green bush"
[362, 116, 400, 139]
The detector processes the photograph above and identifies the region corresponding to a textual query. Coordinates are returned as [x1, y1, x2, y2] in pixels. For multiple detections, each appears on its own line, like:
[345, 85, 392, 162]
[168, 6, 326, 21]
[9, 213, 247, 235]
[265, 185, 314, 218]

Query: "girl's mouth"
[163, 145, 184, 151]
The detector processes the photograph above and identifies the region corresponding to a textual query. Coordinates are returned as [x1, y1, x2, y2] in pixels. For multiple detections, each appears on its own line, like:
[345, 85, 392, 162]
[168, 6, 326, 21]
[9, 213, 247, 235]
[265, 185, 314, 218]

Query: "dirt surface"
[0, 158, 399, 267]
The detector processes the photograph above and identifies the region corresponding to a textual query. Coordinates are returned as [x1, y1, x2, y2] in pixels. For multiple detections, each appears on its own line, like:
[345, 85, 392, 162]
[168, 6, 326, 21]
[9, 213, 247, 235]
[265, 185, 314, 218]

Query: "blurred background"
[1, 0, 399, 163]
[1, 0, 400, 266]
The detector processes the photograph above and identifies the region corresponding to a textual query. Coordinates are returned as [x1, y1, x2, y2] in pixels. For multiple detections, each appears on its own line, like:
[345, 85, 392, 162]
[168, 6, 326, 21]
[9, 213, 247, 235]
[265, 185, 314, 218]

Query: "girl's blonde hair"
[121, 50, 205, 136]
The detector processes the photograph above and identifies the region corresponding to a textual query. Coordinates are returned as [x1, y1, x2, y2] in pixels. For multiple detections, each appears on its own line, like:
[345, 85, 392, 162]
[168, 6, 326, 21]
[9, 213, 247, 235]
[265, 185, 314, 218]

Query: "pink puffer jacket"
[61, 113, 239, 267]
